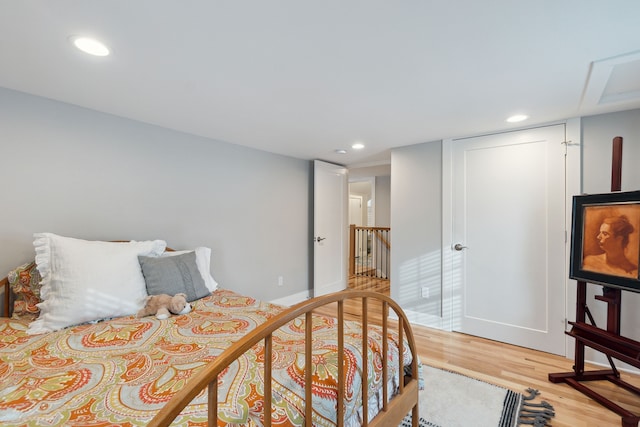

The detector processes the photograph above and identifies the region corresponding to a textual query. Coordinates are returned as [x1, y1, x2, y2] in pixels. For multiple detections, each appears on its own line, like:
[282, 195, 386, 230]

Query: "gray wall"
[582, 109, 640, 194]
[582, 109, 640, 365]
[374, 176, 391, 227]
[0, 88, 310, 314]
[390, 141, 442, 315]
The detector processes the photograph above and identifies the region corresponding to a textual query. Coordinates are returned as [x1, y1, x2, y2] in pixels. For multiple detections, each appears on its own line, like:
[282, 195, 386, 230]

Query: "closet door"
[451, 124, 567, 355]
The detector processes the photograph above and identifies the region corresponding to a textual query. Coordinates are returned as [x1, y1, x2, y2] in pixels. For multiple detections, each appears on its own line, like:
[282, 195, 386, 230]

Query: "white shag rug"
[400, 365, 554, 427]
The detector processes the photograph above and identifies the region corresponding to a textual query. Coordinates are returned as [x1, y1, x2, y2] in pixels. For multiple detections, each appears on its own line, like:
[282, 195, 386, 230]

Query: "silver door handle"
[453, 243, 467, 251]
[315, 237, 326, 242]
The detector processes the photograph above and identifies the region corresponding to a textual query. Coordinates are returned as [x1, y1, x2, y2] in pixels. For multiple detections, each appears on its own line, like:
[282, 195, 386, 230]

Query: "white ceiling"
[2, 1, 640, 166]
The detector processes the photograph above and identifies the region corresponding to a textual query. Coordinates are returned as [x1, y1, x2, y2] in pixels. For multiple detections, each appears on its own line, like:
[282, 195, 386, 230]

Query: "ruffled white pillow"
[28, 233, 166, 334]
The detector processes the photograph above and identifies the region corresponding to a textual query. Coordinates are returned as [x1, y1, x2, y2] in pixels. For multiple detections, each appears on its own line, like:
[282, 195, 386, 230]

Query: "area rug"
[400, 365, 555, 427]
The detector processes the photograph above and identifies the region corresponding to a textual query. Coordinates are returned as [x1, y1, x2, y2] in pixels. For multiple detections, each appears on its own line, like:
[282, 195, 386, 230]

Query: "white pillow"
[28, 233, 166, 334]
[161, 247, 218, 292]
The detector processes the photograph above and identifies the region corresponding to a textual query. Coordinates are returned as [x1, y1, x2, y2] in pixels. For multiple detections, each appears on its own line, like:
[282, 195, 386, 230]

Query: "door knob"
[453, 243, 467, 251]
[315, 237, 326, 242]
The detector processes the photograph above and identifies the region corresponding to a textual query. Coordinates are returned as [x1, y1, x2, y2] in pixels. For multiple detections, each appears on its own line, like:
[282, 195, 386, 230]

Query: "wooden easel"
[548, 137, 640, 427]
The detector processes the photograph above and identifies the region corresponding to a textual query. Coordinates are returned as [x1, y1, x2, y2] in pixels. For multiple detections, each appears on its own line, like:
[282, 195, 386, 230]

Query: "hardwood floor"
[342, 277, 640, 427]
[347, 275, 390, 293]
[414, 326, 640, 427]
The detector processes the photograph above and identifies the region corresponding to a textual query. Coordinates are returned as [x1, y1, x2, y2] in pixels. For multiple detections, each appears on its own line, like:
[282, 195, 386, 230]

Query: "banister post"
[349, 224, 356, 277]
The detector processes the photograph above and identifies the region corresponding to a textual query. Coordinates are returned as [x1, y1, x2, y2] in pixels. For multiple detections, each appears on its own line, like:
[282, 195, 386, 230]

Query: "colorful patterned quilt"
[0, 289, 410, 426]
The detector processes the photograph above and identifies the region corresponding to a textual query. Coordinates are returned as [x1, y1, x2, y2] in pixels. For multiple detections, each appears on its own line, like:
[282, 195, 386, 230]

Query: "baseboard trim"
[404, 308, 450, 331]
[269, 290, 311, 307]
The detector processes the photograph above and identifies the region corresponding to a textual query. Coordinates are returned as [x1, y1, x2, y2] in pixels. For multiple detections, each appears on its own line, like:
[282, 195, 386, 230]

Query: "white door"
[349, 195, 363, 226]
[452, 125, 567, 355]
[314, 160, 348, 297]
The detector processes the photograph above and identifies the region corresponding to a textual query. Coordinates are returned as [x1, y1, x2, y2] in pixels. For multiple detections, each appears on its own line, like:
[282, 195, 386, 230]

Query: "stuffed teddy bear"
[137, 293, 192, 320]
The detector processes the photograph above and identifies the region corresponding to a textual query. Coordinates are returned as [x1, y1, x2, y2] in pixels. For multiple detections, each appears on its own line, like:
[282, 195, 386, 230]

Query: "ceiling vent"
[581, 50, 640, 112]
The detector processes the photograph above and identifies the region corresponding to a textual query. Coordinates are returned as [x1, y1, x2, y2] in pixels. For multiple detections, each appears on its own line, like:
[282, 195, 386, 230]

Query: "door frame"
[441, 119, 581, 354]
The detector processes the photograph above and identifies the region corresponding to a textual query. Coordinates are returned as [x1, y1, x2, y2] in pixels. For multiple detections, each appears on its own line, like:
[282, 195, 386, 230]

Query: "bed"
[0, 234, 419, 426]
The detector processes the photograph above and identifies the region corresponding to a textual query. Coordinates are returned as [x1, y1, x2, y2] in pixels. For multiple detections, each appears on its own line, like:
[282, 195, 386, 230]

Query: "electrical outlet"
[421, 287, 429, 298]
[278, 276, 284, 287]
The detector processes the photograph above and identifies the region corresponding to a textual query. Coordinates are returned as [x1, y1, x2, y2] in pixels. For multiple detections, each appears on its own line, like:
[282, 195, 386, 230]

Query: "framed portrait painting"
[570, 190, 640, 292]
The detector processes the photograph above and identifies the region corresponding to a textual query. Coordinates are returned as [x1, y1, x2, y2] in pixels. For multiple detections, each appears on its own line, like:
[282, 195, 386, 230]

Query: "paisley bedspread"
[0, 289, 410, 426]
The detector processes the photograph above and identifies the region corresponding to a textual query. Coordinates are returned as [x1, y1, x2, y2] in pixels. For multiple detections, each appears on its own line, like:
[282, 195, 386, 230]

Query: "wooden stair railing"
[349, 225, 391, 279]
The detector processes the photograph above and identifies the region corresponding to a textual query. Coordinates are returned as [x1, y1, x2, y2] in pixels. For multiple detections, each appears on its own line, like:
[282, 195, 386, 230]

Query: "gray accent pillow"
[139, 251, 210, 302]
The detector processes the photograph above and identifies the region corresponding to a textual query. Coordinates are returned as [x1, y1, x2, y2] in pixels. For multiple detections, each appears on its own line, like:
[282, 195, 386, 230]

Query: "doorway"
[348, 177, 392, 293]
[349, 180, 374, 227]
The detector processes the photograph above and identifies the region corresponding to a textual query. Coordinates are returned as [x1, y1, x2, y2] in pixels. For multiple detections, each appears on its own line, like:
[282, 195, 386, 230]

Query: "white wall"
[0, 88, 310, 313]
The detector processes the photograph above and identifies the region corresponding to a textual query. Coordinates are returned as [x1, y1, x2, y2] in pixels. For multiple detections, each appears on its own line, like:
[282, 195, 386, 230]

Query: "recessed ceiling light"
[351, 143, 365, 150]
[506, 114, 528, 123]
[71, 36, 110, 56]
[335, 149, 347, 154]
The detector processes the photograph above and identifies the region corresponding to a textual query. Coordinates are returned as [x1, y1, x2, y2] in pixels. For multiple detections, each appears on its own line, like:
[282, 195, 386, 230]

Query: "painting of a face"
[570, 191, 640, 290]
[596, 223, 618, 252]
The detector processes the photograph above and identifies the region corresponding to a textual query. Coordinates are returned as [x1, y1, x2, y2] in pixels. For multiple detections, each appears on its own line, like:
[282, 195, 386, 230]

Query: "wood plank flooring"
[340, 277, 640, 427]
